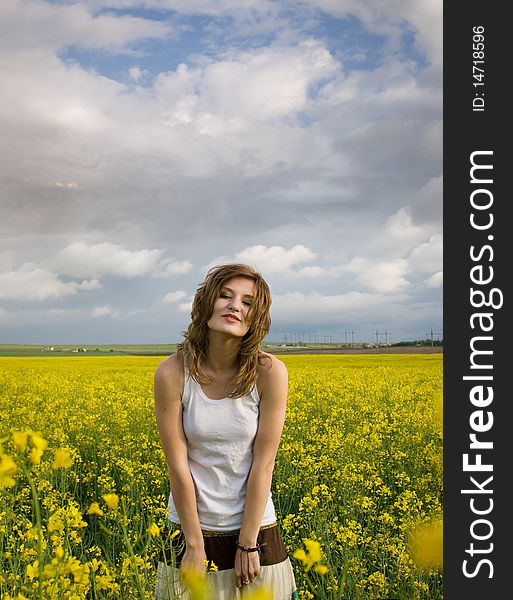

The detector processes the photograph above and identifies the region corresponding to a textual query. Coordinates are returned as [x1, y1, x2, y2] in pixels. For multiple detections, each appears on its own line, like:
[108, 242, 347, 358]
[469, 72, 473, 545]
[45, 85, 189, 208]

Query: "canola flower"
[29, 432, 48, 465]
[180, 568, 211, 600]
[0, 453, 17, 489]
[180, 566, 272, 600]
[293, 539, 328, 574]
[51, 448, 74, 470]
[12, 430, 28, 452]
[102, 493, 119, 511]
[408, 518, 443, 571]
[0, 353, 442, 599]
[87, 502, 104, 517]
[241, 586, 274, 599]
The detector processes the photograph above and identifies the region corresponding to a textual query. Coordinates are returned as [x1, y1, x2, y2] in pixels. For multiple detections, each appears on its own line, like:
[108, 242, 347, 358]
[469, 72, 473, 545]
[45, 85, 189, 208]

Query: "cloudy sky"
[0, 0, 442, 345]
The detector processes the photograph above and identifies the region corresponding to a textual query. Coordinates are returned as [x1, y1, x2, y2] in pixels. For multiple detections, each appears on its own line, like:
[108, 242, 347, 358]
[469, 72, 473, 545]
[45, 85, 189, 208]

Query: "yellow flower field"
[0, 354, 443, 599]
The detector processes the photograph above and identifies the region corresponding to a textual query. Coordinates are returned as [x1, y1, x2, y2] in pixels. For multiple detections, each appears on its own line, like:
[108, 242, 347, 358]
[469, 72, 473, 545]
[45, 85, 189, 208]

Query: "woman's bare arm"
[154, 354, 206, 572]
[234, 354, 289, 586]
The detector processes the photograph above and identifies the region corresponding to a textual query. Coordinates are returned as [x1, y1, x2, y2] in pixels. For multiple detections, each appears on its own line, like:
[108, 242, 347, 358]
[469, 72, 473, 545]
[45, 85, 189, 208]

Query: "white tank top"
[167, 369, 277, 531]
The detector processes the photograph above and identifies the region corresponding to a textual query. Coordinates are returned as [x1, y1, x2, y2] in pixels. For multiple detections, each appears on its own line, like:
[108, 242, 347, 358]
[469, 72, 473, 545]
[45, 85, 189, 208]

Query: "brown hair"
[176, 263, 272, 397]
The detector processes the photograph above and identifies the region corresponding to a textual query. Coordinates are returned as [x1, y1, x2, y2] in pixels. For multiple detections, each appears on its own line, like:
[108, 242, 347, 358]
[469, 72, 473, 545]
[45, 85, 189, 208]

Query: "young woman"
[154, 263, 297, 599]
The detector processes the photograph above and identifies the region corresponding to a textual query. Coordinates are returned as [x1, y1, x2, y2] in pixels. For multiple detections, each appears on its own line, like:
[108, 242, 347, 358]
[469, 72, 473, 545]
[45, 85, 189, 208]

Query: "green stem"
[21, 463, 43, 599]
[120, 497, 146, 599]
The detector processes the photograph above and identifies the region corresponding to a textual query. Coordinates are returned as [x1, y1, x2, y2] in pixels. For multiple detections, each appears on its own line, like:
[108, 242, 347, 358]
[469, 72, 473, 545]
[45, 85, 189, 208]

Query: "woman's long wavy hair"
[176, 264, 272, 398]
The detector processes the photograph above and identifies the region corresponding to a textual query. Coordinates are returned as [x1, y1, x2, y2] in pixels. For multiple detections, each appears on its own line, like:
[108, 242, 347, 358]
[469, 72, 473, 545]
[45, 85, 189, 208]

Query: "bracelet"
[236, 541, 260, 553]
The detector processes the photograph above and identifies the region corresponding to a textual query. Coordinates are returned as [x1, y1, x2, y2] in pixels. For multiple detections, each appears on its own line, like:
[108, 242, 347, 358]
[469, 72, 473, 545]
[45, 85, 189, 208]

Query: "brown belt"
[157, 522, 288, 571]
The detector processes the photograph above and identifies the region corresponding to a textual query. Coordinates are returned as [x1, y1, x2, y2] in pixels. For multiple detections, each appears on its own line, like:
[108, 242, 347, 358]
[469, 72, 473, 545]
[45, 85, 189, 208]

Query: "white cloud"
[385, 208, 433, 248]
[269, 289, 440, 343]
[271, 290, 389, 322]
[154, 38, 338, 132]
[86, 0, 277, 18]
[52, 241, 164, 278]
[55, 181, 78, 189]
[209, 244, 319, 275]
[307, 0, 442, 68]
[410, 175, 443, 223]
[0, 0, 171, 53]
[407, 233, 442, 273]
[162, 290, 188, 303]
[345, 257, 410, 293]
[78, 278, 103, 290]
[3, 36, 340, 185]
[0, 264, 100, 300]
[154, 259, 193, 277]
[422, 271, 442, 289]
[91, 304, 119, 318]
[206, 39, 337, 121]
[359, 207, 440, 264]
[128, 66, 148, 82]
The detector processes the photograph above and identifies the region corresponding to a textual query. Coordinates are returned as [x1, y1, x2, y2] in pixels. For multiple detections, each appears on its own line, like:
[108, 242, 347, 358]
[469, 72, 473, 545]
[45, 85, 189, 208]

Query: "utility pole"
[425, 328, 443, 346]
[375, 330, 390, 346]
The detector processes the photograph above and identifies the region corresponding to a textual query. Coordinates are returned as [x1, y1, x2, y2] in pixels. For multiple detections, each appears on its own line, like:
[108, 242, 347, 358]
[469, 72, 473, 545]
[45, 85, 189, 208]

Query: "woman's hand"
[181, 545, 207, 575]
[234, 547, 261, 588]
[180, 545, 208, 596]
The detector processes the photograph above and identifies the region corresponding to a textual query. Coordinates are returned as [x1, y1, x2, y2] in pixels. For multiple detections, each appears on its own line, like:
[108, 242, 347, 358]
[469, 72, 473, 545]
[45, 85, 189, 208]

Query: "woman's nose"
[228, 298, 241, 311]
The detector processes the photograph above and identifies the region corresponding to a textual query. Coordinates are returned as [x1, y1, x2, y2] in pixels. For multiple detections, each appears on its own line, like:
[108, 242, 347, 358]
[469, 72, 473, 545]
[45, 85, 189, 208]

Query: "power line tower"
[375, 330, 391, 346]
[425, 328, 443, 346]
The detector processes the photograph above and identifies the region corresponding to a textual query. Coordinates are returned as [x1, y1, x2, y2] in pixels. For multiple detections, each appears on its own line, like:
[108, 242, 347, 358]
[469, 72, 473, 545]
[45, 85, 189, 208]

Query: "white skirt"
[155, 557, 297, 600]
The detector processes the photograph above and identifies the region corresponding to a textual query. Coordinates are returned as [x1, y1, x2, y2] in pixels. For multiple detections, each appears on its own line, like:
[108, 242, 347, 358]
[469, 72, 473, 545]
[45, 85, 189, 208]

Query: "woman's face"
[207, 276, 256, 338]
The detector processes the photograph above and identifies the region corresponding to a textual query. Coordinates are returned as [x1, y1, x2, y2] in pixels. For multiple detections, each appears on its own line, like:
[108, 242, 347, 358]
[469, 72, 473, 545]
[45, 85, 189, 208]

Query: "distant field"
[0, 343, 442, 357]
[0, 344, 177, 357]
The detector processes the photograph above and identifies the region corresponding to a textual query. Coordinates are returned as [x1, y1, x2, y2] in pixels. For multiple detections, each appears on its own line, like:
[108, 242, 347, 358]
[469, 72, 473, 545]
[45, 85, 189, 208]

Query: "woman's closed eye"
[220, 291, 251, 306]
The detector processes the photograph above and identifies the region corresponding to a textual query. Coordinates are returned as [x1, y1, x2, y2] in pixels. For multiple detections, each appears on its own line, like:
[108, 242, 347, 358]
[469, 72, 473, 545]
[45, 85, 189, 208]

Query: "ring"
[242, 580, 249, 585]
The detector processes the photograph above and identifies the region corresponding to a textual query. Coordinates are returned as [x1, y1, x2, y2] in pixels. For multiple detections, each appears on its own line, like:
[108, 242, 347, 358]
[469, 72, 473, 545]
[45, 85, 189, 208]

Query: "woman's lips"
[222, 314, 240, 323]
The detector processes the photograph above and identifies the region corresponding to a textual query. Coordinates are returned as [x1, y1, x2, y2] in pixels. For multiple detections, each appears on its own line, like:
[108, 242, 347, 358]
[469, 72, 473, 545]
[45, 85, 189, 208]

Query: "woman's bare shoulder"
[257, 351, 288, 383]
[154, 353, 184, 390]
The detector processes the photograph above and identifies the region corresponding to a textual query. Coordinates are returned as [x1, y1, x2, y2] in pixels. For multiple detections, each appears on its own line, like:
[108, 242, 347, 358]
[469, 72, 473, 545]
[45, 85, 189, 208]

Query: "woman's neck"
[204, 332, 241, 372]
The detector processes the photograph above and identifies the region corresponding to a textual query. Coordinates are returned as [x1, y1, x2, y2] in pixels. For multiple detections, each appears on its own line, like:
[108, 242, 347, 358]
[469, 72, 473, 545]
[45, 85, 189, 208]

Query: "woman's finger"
[235, 550, 261, 586]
